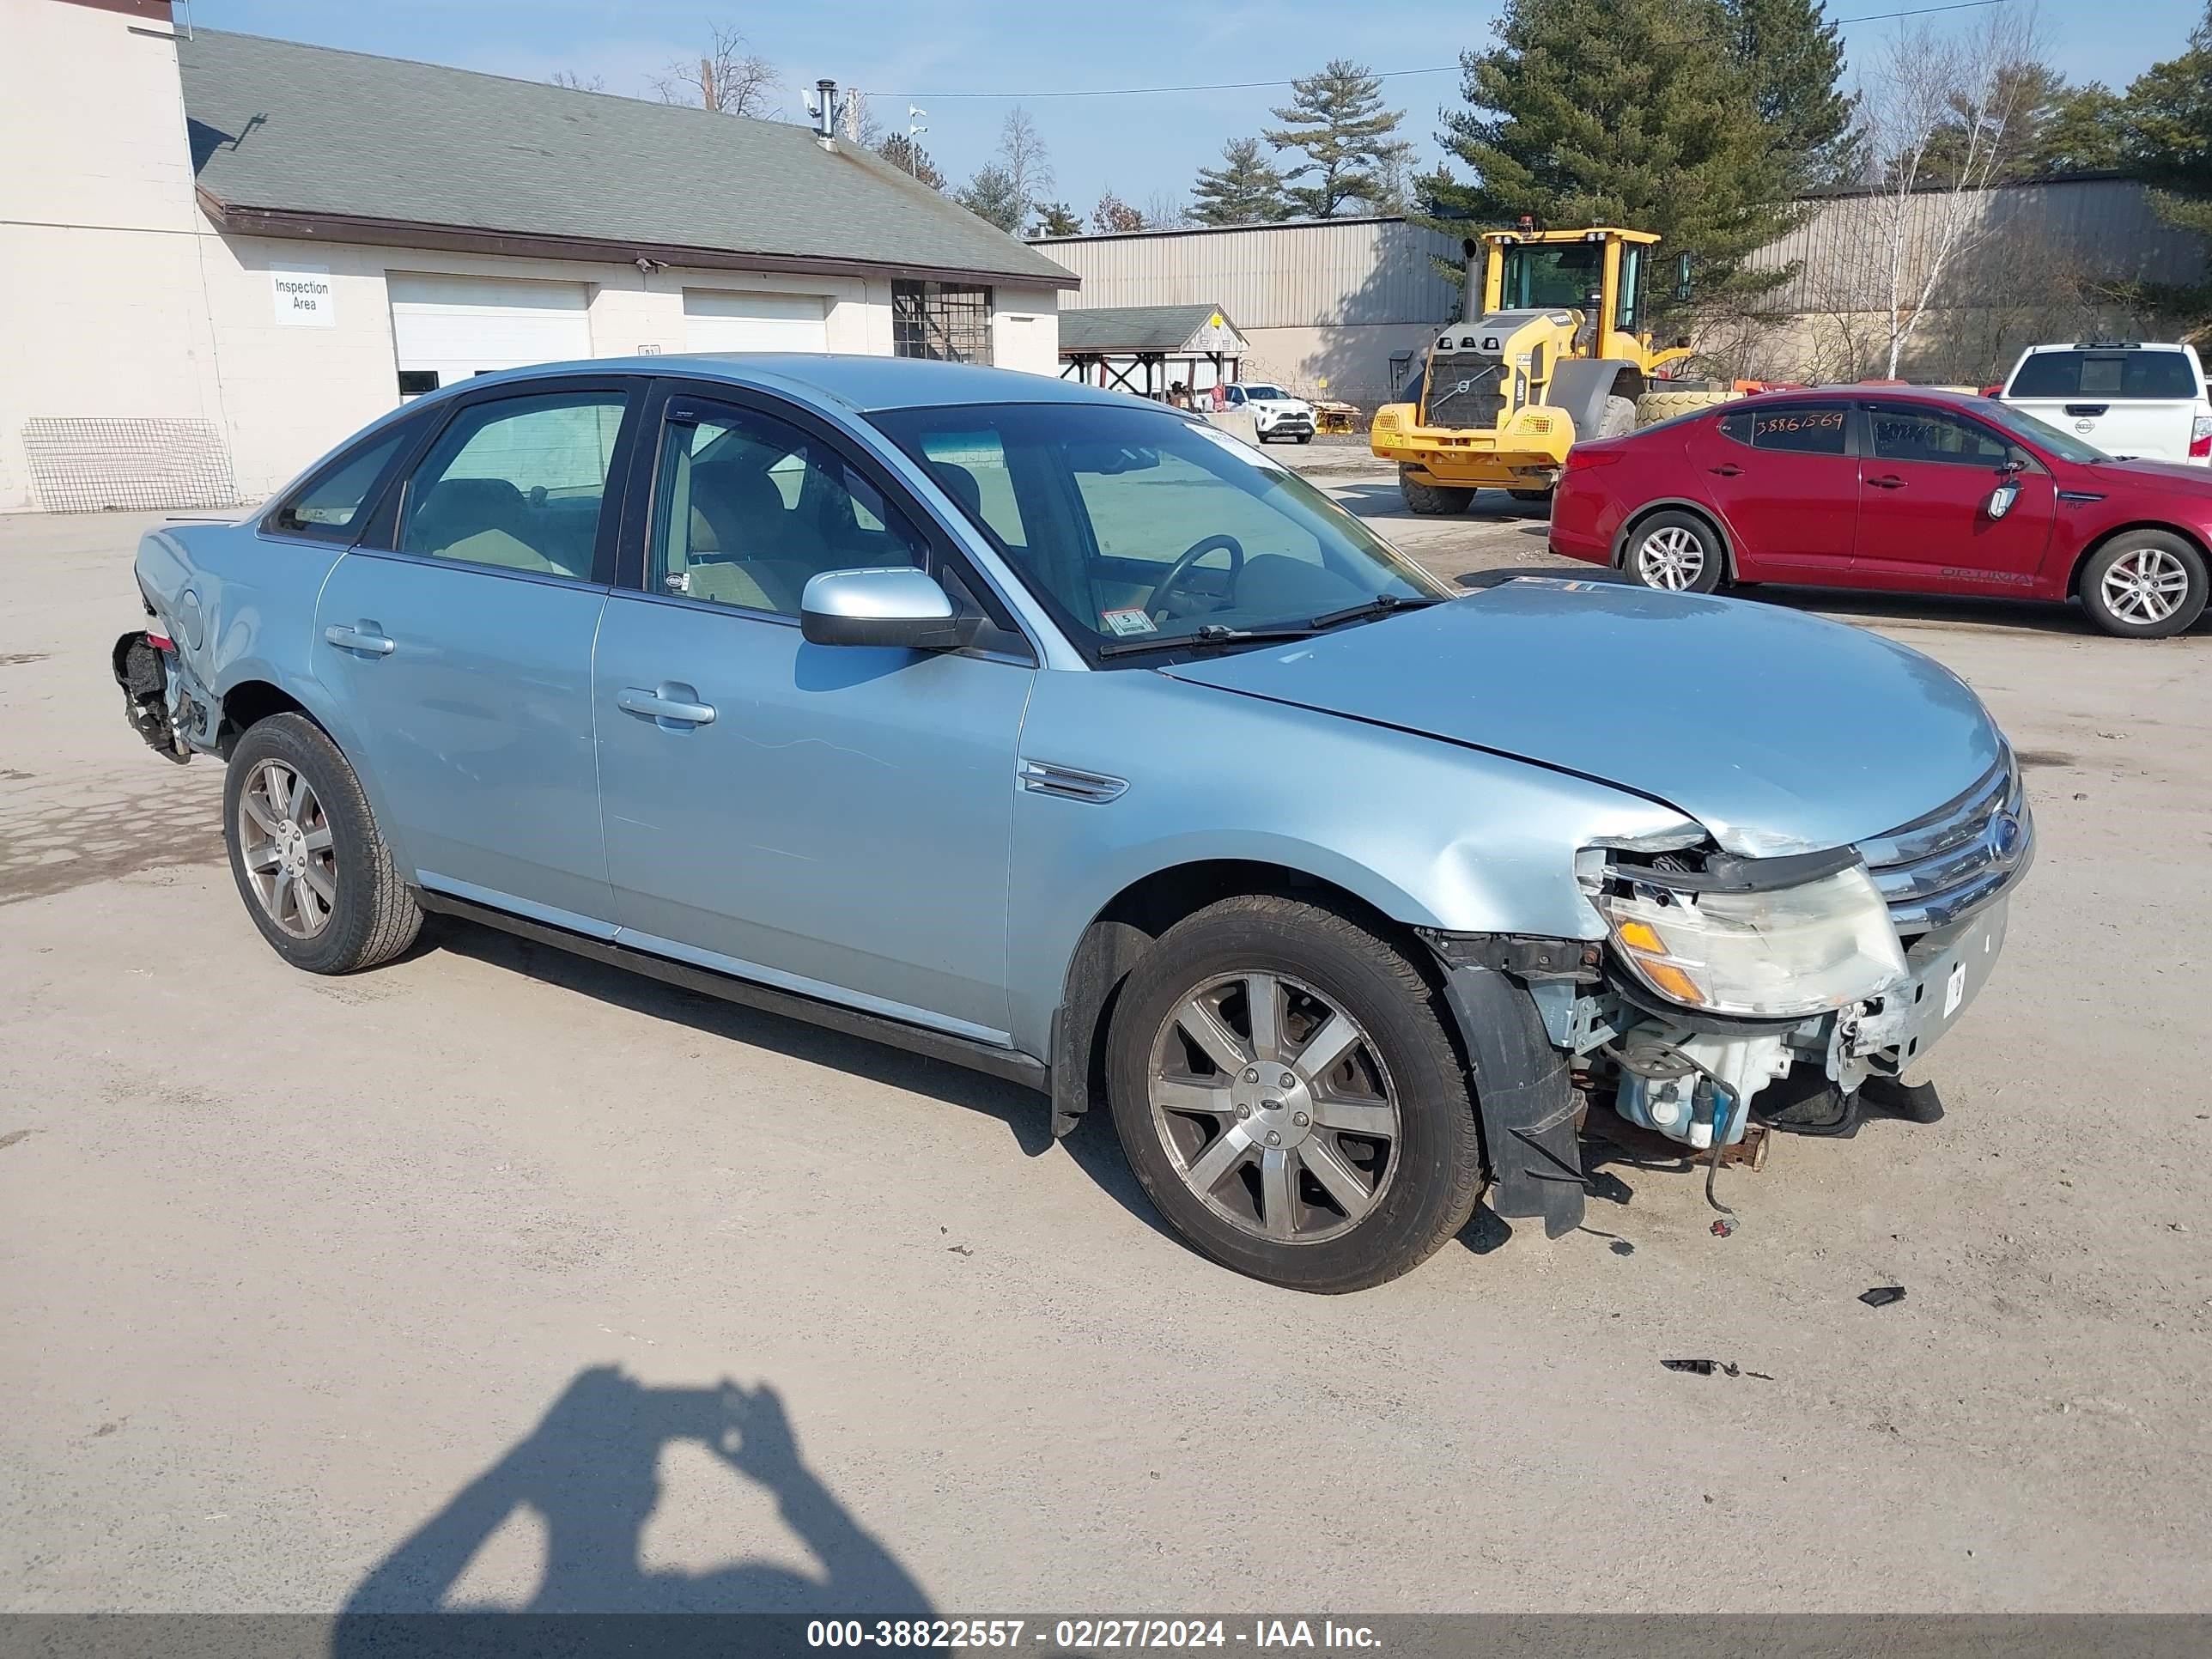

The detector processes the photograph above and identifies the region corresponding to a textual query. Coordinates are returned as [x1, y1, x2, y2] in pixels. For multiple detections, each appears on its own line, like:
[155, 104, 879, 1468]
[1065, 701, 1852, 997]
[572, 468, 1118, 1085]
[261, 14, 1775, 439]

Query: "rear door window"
[1717, 402, 1850, 455]
[398, 391, 629, 580]
[2008, 350, 2198, 399]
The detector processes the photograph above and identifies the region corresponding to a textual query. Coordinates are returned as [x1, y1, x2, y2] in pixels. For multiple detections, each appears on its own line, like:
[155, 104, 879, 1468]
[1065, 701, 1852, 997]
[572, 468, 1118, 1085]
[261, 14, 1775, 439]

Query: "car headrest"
[931, 462, 984, 520]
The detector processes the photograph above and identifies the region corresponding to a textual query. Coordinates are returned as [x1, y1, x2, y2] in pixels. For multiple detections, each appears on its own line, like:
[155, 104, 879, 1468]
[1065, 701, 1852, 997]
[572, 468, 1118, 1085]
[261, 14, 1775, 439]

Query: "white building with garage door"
[0, 0, 1074, 514]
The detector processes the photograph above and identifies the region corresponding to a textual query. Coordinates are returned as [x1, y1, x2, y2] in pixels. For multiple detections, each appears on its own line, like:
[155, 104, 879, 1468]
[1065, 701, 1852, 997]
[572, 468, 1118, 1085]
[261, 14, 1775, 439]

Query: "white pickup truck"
[1996, 340, 2212, 465]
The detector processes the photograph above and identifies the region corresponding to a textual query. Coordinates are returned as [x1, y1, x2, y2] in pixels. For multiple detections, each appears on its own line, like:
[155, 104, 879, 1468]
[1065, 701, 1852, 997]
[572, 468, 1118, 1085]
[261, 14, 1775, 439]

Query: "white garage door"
[387, 274, 593, 396]
[683, 289, 830, 353]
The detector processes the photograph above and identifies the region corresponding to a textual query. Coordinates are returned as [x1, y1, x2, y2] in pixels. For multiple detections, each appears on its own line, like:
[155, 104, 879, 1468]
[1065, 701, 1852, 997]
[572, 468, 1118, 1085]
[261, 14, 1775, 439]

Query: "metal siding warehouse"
[1039, 181, 2209, 403]
[1034, 218, 1463, 408]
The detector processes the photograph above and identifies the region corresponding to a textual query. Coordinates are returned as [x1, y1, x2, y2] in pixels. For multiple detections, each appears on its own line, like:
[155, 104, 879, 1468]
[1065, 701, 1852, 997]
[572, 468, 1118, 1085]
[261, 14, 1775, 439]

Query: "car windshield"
[870, 400, 1449, 659]
[1242, 385, 1288, 400]
[1978, 398, 2113, 463]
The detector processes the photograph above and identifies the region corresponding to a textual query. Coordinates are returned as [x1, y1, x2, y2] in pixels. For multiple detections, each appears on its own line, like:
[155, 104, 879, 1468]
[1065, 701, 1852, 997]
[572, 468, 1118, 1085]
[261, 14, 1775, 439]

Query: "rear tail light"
[2191, 415, 2211, 459]
[144, 629, 173, 651]
[1564, 446, 1626, 472]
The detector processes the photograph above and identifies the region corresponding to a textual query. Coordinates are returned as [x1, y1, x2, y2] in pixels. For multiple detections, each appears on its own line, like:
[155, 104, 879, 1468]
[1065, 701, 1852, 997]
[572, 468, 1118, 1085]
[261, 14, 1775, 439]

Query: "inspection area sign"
[270, 264, 334, 326]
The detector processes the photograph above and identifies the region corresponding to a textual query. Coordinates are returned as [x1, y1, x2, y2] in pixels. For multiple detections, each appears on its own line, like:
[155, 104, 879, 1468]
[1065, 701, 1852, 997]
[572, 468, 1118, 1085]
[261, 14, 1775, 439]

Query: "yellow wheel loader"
[1370, 225, 1697, 514]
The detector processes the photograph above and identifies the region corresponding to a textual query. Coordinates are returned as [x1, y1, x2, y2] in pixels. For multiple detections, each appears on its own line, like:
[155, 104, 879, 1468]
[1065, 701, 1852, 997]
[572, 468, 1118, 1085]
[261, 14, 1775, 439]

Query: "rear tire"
[1621, 509, 1727, 594]
[2077, 532, 2208, 638]
[1400, 469, 1474, 516]
[223, 714, 421, 975]
[1105, 895, 1485, 1292]
[1597, 395, 1638, 440]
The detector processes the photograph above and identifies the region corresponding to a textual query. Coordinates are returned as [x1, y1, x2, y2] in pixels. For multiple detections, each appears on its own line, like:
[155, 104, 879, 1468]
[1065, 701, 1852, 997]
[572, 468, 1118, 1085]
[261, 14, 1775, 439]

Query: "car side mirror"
[799, 568, 976, 650]
[1986, 482, 2021, 520]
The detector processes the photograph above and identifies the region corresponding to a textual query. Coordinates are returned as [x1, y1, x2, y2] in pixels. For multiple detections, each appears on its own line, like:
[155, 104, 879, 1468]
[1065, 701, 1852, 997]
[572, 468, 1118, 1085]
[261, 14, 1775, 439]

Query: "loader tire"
[1399, 469, 1473, 516]
[1598, 395, 1638, 439]
[1636, 388, 1741, 425]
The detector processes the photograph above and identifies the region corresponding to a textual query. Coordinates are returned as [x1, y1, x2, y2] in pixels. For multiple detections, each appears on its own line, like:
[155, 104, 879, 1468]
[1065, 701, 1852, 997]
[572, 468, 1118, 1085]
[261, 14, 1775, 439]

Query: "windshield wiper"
[1095, 621, 1324, 658]
[1307, 593, 1444, 629]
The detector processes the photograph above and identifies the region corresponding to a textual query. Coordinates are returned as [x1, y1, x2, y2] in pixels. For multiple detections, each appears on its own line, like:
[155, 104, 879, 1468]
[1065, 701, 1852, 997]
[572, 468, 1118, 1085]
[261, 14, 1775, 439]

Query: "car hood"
[1159, 580, 2006, 858]
[2095, 458, 2212, 492]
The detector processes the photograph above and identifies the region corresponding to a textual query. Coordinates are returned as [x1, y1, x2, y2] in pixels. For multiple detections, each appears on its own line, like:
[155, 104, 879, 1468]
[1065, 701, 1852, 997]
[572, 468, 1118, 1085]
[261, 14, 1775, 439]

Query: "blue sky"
[187, 0, 2205, 217]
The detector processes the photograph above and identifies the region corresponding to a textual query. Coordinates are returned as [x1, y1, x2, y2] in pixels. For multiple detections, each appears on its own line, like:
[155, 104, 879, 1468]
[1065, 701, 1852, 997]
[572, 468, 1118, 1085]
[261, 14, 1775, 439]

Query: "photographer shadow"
[335, 1366, 932, 1636]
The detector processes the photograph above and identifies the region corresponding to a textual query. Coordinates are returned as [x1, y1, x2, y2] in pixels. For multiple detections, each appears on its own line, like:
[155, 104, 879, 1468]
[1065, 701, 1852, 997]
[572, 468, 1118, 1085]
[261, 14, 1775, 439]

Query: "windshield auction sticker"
[1100, 608, 1158, 636]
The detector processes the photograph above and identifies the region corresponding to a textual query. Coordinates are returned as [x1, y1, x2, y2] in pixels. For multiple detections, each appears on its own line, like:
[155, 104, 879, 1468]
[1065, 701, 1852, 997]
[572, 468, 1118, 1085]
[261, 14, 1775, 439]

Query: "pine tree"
[957, 166, 1024, 234]
[1263, 60, 1414, 218]
[2034, 83, 2125, 174]
[1032, 202, 1083, 238]
[1190, 138, 1291, 225]
[1423, 0, 1800, 307]
[2122, 2, 2212, 237]
[1726, 0, 1861, 190]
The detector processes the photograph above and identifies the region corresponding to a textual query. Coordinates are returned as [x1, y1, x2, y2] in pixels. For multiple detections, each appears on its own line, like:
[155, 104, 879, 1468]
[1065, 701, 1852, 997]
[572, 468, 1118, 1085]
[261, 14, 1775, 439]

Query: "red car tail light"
[1565, 446, 1626, 472]
[2191, 415, 2211, 459]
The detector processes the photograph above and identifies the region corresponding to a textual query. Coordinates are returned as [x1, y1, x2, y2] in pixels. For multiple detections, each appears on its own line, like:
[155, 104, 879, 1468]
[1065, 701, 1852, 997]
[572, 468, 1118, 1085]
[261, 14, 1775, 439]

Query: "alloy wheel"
[1146, 971, 1401, 1245]
[1634, 526, 1707, 589]
[2100, 545, 2191, 626]
[237, 757, 336, 939]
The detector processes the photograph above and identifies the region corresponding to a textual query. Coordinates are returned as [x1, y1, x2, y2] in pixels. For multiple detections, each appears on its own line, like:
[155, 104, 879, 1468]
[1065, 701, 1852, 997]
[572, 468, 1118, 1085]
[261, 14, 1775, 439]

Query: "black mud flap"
[112, 630, 185, 760]
[1442, 963, 1586, 1237]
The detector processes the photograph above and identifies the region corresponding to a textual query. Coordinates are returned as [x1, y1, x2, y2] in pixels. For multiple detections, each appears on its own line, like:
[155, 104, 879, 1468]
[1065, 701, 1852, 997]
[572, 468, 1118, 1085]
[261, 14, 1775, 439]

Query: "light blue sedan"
[114, 356, 2032, 1290]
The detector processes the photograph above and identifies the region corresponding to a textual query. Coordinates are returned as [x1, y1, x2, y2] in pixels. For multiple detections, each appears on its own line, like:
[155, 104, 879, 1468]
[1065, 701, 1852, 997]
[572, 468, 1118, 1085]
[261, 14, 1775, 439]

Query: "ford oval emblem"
[1990, 811, 2023, 860]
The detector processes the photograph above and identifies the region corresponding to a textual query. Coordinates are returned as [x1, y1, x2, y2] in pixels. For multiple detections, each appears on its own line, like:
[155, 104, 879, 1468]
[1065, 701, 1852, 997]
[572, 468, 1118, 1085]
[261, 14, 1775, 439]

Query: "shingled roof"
[178, 30, 1077, 289]
[1057, 304, 1245, 354]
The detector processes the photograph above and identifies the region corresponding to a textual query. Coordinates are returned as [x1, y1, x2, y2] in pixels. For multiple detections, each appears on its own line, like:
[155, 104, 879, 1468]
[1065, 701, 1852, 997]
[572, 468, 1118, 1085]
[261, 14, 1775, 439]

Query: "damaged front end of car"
[1423, 751, 2034, 1237]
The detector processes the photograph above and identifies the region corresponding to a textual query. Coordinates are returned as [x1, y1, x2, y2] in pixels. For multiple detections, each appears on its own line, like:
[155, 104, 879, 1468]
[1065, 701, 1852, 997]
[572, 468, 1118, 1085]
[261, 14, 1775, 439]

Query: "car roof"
[1730, 385, 1994, 408]
[2018, 340, 2192, 353]
[424, 353, 1139, 415]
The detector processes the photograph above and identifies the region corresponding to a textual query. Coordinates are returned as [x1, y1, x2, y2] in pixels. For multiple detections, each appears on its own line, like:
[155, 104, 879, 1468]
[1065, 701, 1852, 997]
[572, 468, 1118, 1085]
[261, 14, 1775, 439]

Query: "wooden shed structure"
[1058, 303, 1249, 398]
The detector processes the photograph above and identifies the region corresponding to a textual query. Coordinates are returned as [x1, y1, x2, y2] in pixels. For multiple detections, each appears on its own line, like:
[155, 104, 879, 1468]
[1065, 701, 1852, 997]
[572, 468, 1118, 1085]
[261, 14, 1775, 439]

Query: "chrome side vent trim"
[1019, 759, 1127, 804]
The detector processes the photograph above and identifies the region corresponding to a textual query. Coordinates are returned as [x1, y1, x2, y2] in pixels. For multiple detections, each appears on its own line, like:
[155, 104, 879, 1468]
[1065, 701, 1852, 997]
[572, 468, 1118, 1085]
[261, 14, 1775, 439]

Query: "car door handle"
[1708, 463, 1743, 477]
[324, 623, 395, 656]
[618, 686, 717, 726]
[1866, 474, 1907, 489]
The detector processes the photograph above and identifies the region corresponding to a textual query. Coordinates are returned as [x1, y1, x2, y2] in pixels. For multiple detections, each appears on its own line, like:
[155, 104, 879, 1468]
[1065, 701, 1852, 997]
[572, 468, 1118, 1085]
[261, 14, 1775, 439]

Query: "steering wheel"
[1149, 533, 1245, 619]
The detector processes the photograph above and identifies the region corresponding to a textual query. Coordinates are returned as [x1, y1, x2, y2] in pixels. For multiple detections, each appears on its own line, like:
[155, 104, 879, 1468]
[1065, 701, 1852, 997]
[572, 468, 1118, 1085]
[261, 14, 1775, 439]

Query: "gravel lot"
[3, 488, 2208, 1616]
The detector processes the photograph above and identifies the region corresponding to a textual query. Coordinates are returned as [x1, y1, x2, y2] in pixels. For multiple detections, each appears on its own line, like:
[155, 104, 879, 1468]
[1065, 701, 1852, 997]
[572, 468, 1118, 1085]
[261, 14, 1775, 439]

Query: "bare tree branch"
[650, 23, 781, 118]
[549, 70, 605, 94]
[1857, 8, 2044, 374]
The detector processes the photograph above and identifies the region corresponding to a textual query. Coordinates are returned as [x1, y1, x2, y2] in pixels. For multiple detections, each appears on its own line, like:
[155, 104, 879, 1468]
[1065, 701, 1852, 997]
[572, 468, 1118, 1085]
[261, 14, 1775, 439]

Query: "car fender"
[1004, 667, 1699, 1056]
[1609, 495, 1742, 577]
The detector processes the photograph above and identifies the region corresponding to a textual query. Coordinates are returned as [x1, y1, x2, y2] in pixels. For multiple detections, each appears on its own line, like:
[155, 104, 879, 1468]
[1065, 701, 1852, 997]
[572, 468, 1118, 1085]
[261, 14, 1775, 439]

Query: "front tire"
[2078, 532, 2207, 638]
[1400, 469, 1474, 516]
[224, 713, 421, 975]
[1622, 509, 1726, 594]
[1105, 895, 1484, 1292]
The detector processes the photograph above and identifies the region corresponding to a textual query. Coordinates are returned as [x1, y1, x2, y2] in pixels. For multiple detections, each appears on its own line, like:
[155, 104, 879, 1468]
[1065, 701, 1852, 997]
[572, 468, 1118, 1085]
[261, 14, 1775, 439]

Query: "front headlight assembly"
[1591, 850, 1907, 1020]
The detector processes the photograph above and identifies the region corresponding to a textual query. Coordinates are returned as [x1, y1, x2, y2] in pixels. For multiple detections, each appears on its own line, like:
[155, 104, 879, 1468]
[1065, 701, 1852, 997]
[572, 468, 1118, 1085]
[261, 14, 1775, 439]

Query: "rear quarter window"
[2008, 349, 2199, 400]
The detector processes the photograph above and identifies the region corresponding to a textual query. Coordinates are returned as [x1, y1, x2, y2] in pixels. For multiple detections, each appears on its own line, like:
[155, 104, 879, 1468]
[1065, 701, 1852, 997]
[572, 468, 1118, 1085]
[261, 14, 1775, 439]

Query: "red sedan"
[1549, 387, 2212, 637]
